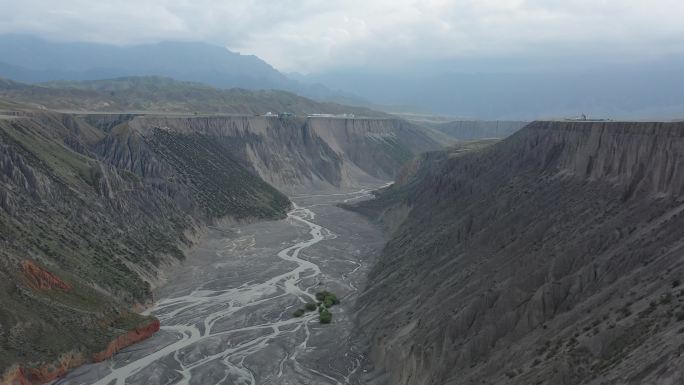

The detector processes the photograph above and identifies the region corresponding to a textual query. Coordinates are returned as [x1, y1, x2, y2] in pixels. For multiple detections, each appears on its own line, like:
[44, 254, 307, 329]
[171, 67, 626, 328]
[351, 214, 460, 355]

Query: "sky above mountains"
[2, 0, 684, 73]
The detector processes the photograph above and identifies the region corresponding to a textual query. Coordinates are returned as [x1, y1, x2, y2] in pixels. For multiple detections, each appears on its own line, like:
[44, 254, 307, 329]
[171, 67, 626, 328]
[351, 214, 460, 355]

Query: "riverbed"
[55, 187, 386, 385]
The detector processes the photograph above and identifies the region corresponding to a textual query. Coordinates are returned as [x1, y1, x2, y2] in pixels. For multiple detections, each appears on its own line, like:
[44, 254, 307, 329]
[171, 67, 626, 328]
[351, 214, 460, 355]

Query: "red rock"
[0, 368, 32, 385]
[1, 353, 83, 385]
[92, 318, 161, 362]
[1, 319, 160, 385]
[20, 261, 72, 291]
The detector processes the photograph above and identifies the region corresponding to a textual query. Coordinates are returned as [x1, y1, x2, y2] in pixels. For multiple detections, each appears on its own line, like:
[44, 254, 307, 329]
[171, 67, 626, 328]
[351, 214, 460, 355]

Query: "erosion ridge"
[0, 106, 439, 383]
[127, 115, 441, 192]
[350, 121, 684, 385]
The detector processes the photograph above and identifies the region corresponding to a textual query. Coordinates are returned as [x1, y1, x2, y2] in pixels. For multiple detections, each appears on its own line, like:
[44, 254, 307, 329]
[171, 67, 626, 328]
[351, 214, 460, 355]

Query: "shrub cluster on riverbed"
[291, 290, 341, 324]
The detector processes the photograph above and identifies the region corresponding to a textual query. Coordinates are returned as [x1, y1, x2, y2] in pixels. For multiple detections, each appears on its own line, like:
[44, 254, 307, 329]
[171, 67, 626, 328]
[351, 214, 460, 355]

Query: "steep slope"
[126, 115, 442, 191]
[0, 76, 385, 117]
[431, 120, 528, 140]
[351, 121, 684, 385]
[0, 111, 289, 381]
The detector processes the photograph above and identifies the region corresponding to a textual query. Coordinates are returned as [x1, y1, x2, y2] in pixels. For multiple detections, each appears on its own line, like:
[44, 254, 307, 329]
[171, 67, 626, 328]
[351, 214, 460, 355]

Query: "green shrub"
[293, 309, 305, 318]
[319, 309, 332, 324]
[315, 290, 340, 305]
[304, 302, 318, 311]
[325, 293, 340, 305]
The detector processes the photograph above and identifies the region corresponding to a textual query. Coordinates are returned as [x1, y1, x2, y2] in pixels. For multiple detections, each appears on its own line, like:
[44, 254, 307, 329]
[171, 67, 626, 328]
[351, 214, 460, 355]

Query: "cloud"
[1, 0, 684, 72]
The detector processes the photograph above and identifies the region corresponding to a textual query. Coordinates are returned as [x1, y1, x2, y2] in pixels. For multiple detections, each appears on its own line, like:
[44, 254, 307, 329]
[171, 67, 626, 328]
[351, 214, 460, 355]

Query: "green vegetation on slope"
[146, 128, 290, 219]
[0, 111, 291, 373]
[0, 123, 159, 370]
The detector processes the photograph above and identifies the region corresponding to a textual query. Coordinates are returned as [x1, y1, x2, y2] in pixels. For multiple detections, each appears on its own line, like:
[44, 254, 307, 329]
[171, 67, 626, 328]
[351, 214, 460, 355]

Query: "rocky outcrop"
[352, 121, 684, 385]
[20, 261, 72, 291]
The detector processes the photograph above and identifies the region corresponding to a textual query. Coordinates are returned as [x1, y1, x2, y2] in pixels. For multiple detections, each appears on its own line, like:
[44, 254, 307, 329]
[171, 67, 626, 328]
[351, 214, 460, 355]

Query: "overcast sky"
[2, 0, 684, 73]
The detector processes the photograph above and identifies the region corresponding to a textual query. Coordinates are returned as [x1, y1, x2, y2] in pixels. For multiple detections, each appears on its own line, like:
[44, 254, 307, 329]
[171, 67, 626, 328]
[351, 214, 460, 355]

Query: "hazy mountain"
[0, 35, 375, 108]
[301, 63, 684, 120]
[0, 35, 291, 89]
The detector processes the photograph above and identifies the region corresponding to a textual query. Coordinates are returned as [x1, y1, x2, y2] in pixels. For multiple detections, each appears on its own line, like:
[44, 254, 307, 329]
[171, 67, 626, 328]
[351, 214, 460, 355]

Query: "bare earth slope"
[431, 120, 529, 140]
[351, 121, 684, 385]
[127, 115, 441, 192]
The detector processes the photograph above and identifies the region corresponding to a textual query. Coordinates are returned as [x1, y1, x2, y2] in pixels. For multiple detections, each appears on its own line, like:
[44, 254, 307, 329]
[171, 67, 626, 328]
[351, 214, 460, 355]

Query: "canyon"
[3, 77, 684, 385]
[0, 97, 440, 384]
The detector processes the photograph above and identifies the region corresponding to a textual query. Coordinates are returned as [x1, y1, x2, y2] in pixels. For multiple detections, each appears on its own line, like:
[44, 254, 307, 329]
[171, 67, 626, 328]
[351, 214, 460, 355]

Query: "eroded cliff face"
[354, 121, 684, 385]
[432, 120, 528, 140]
[305, 118, 438, 180]
[0, 111, 290, 382]
[127, 116, 441, 192]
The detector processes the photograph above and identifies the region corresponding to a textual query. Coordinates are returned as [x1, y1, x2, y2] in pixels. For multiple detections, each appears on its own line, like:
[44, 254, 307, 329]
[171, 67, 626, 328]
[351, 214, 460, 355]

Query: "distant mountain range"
[0, 76, 385, 117]
[3, 34, 682, 120]
[0, 35, 368, 107]
[0, 35, 287, 88]
[300, 58, 684, 120]
[299, 67, 684, 120]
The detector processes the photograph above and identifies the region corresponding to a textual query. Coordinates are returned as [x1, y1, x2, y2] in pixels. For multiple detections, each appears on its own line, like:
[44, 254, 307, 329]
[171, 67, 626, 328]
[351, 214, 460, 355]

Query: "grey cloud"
[0, 0, 683, 72]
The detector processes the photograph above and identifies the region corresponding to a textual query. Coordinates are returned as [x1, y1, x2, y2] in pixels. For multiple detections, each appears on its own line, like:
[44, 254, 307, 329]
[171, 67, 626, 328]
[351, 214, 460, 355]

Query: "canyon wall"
[352, 121, 684, 385]
[0, 110, 439, 382]
[0, 111, 289, 382]
[127, 115, 441, 192]
[432, 120, 528, 140]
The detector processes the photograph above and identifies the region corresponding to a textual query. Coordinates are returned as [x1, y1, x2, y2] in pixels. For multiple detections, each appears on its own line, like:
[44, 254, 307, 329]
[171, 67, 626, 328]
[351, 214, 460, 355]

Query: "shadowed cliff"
[350, 121, 684, 385]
